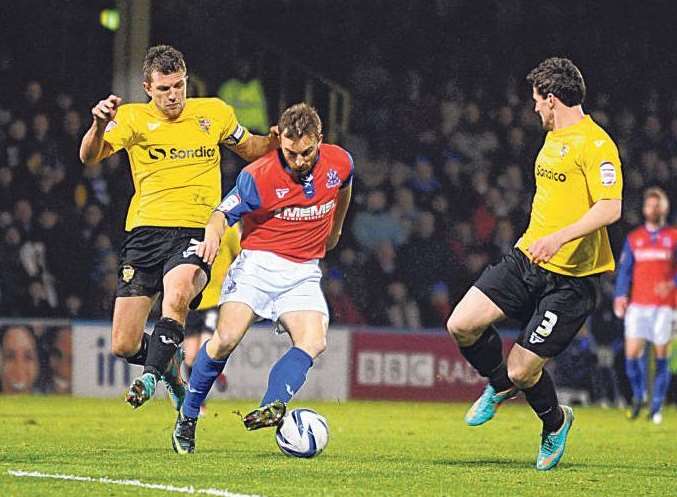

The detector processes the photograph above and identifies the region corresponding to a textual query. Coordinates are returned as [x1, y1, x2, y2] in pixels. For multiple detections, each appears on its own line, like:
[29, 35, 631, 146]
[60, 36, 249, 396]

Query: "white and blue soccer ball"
[275, 408, 329, 458]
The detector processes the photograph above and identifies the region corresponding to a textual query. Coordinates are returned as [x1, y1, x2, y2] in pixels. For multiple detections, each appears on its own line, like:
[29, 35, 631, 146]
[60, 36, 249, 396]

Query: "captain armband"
[223, 124, 247, 146]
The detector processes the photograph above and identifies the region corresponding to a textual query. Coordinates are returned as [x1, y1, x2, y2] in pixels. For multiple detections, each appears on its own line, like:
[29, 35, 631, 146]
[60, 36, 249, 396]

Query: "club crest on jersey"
[326, 169, 341, 188]
[197, 117, 211, 133]
[275, 188, 290, 199]
[121, 264, 135, 283]
[560, 144, 569, 158]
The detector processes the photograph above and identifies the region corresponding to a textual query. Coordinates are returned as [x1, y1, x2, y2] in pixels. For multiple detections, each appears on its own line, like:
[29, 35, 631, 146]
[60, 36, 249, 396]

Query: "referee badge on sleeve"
[600, 162, 617, 186]
[121, 264, 135, 283]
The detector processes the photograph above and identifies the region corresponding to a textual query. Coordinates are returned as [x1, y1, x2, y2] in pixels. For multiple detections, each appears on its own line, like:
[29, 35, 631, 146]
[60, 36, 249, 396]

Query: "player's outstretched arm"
[79, 94, 121, 165]
[197, 211, 227, 265]
[230, 125, 280, 162]
[528, 199, 621, 264]
[326, 184, 352, 251]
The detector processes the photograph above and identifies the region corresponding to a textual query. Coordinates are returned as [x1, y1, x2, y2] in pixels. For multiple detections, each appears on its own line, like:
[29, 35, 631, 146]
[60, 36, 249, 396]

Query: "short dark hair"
[278, 103, 322, 140]
[143, 45, 186, 83]
[526, 57, 586, 107]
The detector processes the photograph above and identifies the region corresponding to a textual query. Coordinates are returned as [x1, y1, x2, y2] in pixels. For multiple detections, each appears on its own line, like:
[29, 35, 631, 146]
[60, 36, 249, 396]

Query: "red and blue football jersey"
[216, 144, 354, 262]
[614, 225, 677, 306]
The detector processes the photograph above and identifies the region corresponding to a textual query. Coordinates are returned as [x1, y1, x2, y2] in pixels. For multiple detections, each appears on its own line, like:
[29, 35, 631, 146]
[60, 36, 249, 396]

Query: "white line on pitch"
[8, 470, 268, 497]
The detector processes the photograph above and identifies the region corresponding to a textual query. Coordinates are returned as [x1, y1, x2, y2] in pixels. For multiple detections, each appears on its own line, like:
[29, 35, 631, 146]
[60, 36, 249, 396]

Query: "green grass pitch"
[1, 397, 675, 497]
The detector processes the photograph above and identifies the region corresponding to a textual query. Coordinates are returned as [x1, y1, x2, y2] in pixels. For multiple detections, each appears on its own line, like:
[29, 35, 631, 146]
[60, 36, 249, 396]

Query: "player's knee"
[212, 327, 240, 356]
[294, 330, 327, 359]
[507, 364, 539, 389]
[446, 312, 476, 345]
[163, 288, 192, 315]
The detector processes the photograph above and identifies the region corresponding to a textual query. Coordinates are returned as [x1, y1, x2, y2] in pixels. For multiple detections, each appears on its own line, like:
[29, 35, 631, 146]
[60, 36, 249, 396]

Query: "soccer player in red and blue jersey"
[614, 187, 677, 423]
[172, 103, 353, 453]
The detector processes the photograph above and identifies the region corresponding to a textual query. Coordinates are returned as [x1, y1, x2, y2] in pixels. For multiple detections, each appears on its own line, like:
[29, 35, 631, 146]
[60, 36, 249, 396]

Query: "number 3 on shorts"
[535, 311, 558, 337]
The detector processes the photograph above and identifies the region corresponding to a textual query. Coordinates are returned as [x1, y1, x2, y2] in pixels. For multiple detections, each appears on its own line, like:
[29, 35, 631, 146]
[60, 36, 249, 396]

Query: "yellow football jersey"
[516, 115, 623, 276]
[197, 224, 241, 310]
[103, 98, 251, 230]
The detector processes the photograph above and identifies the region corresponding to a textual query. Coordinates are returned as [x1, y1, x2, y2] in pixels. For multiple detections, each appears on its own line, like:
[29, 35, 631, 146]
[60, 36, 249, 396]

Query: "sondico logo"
[148, 146, 217, 161]
[274, 200, 336, 221]
[536, 164, 567, 182]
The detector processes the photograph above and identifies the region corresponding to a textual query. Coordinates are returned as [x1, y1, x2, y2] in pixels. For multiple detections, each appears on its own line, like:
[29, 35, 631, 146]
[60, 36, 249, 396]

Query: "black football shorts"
[116, 227, 211, 309]
[474, 247, 599, 358]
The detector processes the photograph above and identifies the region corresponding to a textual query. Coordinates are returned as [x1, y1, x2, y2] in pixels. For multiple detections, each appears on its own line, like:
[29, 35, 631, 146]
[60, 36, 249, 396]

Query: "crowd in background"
[2, 60, 677, 404]
[1, 76, 677, 329]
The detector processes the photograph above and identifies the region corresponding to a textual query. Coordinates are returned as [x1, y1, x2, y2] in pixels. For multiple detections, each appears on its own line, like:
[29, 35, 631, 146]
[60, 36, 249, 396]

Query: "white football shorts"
[219, 249, 329, 322]
[624, 304, 674, 345]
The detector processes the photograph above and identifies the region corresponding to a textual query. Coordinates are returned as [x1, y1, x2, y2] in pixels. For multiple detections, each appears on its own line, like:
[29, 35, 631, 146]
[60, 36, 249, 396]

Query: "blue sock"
[651, 358, 671, 414]
[625, 357, 645, 402]
[260, 347, 313, 406]
[182, 342, 228, 418]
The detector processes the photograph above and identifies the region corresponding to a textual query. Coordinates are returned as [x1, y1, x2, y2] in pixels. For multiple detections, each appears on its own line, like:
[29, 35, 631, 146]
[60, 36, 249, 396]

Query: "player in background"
[182, 224, 241, 415]
[171, 103, 353, 454]
[446, 57, 622, 470]
[613, 187, 676, 424]
[79, 45, 279, 411]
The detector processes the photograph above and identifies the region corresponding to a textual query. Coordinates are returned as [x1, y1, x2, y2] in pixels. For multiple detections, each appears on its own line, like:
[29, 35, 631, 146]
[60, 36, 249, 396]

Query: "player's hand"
[654, 280, 675, 298]
[268, 125, 280, 149]
[197, 225, 221, 265]
[613, 296, 628, 319]
[527, 233, 564, 265]
[91, 94, 122, 128]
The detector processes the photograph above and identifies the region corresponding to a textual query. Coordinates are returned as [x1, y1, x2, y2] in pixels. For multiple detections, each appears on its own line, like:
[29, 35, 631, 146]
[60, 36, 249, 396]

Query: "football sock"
[625, 357, 645, 402]
[650, 358, 671, 414]
[182, 341, 228, 419]
[458, 326, 514, 392]
[260, 347, 313, 406]
[523, 369, 564, 433]
[125, 333, 149, 366]
[143, 317, 185, 379]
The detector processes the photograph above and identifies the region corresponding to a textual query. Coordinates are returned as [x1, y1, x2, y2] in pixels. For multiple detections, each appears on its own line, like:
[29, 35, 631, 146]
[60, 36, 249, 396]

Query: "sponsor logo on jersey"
[147, 122, 160, 131]
[634, 248, 672, 262]
[197, 117, 211, 133]
[326, 169, 341, 188]
[148, 146, 217, 161]
[560, 144, 569, 158]
[275, 188, 290, 199]
[600, 162, 616, 186]
[536, 164, 567, 182]
[273, 199, 336, 221]
[121, 264, 135, 283]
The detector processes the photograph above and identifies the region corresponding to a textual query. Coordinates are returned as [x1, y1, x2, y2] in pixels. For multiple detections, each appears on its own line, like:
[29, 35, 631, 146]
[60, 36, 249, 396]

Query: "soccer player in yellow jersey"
[446, 57, 623, 471]
[79, 45, 279, 411]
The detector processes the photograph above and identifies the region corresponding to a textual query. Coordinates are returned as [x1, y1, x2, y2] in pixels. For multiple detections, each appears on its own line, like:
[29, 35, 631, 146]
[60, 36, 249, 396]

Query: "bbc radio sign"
[350, 331, 512, 401]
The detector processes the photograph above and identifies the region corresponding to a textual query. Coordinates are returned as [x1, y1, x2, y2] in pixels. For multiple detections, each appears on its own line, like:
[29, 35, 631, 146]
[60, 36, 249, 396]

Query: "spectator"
[352, 189, 406, 252]
[385, 281, 422, 329]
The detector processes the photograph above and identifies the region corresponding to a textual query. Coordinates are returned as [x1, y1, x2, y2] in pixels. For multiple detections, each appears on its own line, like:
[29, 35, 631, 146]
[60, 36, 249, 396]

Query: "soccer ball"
[275, 408, 329, 458]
